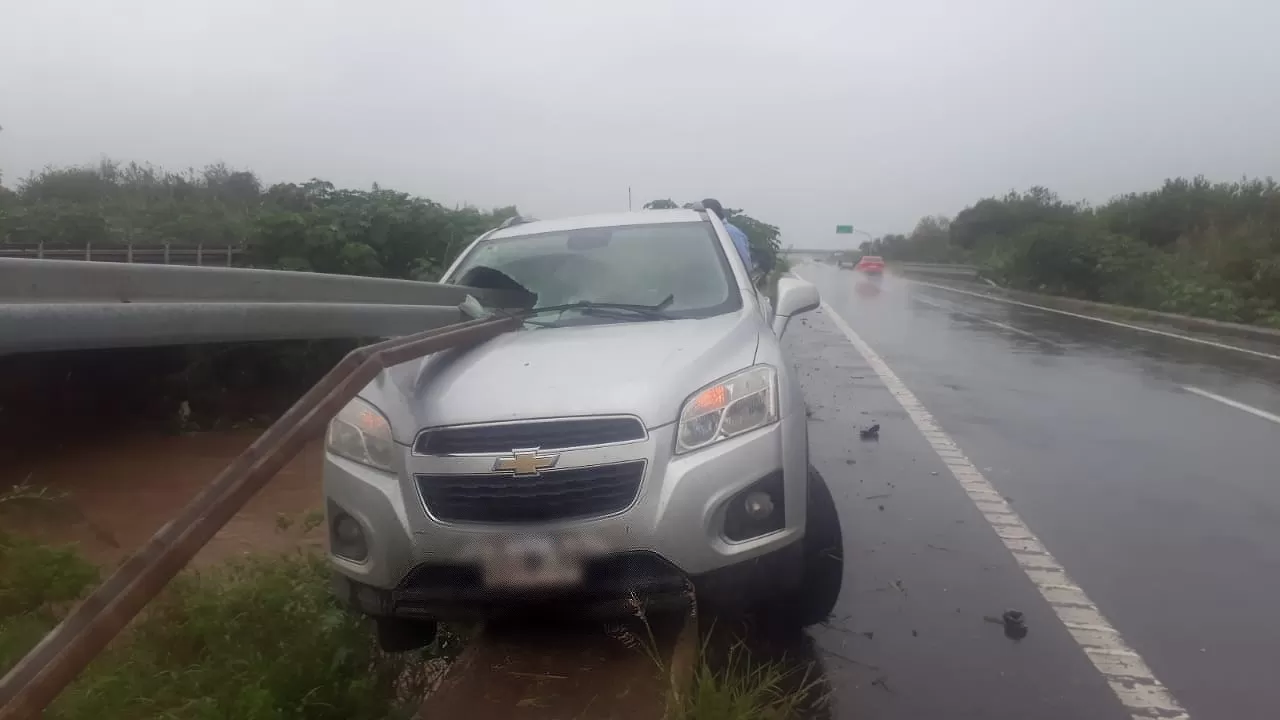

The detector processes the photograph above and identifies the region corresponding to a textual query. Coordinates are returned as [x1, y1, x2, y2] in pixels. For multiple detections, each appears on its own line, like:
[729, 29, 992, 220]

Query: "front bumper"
[323, 411, 808, 616]
[332, 541, 804, 621]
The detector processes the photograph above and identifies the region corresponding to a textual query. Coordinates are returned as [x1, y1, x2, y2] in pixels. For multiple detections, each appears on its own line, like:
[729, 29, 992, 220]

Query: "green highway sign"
[835, 225, 853, 234]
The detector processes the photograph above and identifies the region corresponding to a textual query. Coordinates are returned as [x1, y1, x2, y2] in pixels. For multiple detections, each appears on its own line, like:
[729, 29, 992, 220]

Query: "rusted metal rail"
[0, 312, 522, 719]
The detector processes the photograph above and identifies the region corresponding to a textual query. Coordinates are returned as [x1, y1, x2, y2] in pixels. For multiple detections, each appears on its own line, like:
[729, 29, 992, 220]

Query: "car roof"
[487, 209, 707, 240]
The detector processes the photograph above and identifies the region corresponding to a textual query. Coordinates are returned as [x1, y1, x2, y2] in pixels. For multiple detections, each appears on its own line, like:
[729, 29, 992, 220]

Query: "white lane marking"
[911, 294, 1058, 345]
[810, 298, 1191, 720]
[1182, 386, 1280, 425]
[910, 277, 1280, 362]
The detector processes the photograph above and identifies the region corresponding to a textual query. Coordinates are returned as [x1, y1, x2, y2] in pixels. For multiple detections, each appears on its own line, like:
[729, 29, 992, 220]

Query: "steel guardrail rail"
[0, 258, 527, 354]
[1, 257, 480, 304]
[894, 262, 981, 278]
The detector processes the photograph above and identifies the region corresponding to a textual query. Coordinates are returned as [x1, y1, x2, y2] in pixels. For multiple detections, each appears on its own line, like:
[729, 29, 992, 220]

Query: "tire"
[375, 616, 438, 653]
[772, 466, 844, 626]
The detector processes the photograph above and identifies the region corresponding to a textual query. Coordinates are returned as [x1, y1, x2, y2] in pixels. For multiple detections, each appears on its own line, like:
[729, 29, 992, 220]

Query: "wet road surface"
[788, 262, 1280, 720]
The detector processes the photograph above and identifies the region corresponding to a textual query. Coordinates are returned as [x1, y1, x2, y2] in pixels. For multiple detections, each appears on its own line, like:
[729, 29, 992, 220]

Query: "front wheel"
[771, 467, 844, 626]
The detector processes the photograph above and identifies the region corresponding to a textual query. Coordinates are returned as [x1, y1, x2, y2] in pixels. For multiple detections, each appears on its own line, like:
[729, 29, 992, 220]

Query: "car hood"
[363, 312, 763, 444]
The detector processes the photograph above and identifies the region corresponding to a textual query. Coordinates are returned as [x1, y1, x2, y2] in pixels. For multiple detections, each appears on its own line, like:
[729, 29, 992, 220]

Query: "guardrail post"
[84, 243, 91, 261]
[163, 242, 170, 265]
[196, 243, 203, 266]
[126, 243, 133, 264]
[36, 242, 43, 260]
[225, 246, 232, 267]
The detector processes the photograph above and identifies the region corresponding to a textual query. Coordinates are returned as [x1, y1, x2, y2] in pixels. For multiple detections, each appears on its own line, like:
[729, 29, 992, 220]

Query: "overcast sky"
[3, 0, 1278, 247]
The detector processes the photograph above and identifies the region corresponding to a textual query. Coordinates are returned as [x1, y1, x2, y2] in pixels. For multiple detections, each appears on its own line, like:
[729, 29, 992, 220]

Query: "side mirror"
[772, 276, 820, 336]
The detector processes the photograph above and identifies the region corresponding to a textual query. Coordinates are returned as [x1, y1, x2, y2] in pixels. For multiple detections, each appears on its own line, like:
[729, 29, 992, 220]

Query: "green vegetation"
[681, 641, 819, 720]
[0, 531, 445, 720]
[0, 160, 517, 280]
[0, 161, 784, 283]
[864, 177, 1280, 326]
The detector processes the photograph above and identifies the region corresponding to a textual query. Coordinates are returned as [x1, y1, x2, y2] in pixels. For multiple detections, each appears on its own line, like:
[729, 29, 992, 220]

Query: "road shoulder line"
[812, 299, 1192, 720]
[1183, 386, 1280, 425]
[910, 278, 1280, 362]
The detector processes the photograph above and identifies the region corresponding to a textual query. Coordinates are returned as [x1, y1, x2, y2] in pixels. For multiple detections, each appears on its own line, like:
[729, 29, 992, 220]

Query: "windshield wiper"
[525, 295, 676, 322]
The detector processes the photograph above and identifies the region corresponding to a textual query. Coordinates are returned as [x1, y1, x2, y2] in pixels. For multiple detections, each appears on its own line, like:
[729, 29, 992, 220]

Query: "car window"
[448, 222, 742, 318]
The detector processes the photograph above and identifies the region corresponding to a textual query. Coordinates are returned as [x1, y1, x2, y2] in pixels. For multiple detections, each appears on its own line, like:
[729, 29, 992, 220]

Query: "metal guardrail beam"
[0, 303, 468, 354]
[0, 259, 528, 354]
[1, 258, 481, 305]
[894, 262, 981, 279]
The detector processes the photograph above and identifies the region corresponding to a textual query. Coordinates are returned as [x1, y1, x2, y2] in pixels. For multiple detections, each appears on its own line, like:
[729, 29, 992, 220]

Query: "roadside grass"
[4, 487, 819, 720]
[0, 529, 448, 720]
[613, 592, 824, 720]
[681, 638, 821, 720]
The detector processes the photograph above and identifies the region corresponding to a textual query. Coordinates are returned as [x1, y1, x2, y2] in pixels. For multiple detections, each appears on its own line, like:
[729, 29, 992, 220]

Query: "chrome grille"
[416, 460, 645, 523]
[414, 417, 645, 455]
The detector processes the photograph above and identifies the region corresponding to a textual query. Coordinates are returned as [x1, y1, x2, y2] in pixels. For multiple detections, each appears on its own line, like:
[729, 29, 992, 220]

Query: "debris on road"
[866, 493, 891, 500]
[860, 423, 880, 440]
[984, 610, 1028, 640]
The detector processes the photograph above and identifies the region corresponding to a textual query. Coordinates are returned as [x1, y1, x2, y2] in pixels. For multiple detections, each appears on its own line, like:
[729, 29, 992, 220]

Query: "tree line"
[0, 160, 519, 280]
[861, 177, 1280, 327]
[0, 161, 785, 282]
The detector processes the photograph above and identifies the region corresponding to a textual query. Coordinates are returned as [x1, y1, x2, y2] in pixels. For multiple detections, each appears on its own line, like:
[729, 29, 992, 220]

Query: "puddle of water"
[2, 430, 324, 566]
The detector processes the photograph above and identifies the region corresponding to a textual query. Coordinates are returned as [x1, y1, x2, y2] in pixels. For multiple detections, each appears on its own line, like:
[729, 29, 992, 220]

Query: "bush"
[0, 537, 440, 720]
[0, 532, 100, 673]
[879, 176, 1280, 327]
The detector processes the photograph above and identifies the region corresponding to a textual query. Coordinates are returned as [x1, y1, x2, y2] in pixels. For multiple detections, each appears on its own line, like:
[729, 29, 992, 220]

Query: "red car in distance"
[855, 255, 885, 275]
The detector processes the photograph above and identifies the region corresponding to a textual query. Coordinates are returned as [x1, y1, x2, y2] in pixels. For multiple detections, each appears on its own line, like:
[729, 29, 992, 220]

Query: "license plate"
[481, 535, 584, 590]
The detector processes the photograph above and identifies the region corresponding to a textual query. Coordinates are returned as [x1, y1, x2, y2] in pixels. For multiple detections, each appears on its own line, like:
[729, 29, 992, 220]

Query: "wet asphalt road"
[786, 262, 1280, 720]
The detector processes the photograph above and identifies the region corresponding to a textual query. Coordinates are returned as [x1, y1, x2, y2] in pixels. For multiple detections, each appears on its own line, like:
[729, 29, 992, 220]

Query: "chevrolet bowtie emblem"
[493, 449, 559, 476]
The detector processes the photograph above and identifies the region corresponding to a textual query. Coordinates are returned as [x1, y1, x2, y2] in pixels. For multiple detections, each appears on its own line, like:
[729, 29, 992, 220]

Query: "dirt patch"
[2, 429, 324, 566]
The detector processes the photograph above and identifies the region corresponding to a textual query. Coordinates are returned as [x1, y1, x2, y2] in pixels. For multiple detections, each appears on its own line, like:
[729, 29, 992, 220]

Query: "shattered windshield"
[447, 221, 741, 319]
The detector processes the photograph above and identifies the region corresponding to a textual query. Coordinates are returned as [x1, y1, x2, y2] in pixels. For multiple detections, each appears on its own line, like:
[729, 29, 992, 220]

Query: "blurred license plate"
[481, 536, 583, 590]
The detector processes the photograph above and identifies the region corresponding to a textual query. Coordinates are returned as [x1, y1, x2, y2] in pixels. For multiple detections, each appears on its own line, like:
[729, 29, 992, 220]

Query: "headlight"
[676, 365, 778, 454]
[326, 397, 396, 471]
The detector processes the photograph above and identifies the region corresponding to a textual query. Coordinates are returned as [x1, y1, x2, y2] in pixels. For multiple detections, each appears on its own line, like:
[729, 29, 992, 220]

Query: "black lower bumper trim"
[333, 541, 803, 622]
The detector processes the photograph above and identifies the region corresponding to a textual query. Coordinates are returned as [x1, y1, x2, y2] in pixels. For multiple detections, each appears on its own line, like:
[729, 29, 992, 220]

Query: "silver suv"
[323, 208, 842, 649]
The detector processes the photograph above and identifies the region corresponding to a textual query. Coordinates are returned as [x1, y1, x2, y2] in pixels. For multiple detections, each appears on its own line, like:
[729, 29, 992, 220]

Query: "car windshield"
[448, 221, 741, 320]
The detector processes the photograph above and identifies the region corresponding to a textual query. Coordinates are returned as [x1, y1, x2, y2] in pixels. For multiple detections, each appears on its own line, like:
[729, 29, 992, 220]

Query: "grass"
[0, 530, 448, 720]
[4, 495, 819, 720]
[610, 591, 824, 720]
[682, 639, 820, 720]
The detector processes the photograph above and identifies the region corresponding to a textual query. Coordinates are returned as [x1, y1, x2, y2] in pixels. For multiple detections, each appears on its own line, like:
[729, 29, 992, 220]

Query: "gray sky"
[3, 0, 1278, 248]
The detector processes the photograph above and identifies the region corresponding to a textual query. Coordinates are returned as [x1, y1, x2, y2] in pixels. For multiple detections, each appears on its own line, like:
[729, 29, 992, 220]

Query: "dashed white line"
[1183, 386, 1280, 425]
[910, 278, 1280, 362]
[811, 299, 1191, 720]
